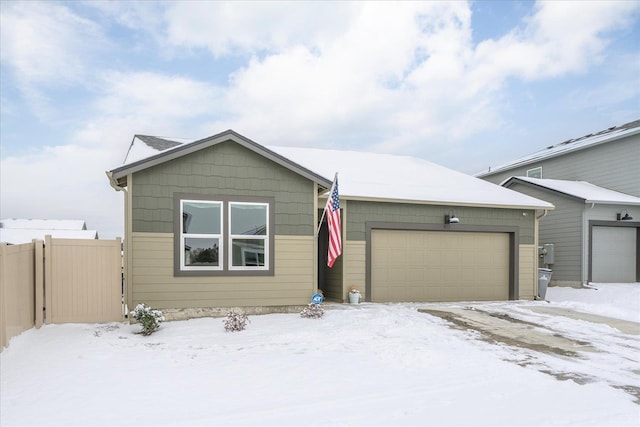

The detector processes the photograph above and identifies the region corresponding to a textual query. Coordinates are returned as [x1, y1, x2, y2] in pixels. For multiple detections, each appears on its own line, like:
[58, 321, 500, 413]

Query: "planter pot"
[349, 293, 360, 304]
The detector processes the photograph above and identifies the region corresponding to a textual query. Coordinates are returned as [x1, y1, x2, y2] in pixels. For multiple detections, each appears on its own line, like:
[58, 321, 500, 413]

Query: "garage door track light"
[617, 210, 633, 221]
[445, 211, 459, 224]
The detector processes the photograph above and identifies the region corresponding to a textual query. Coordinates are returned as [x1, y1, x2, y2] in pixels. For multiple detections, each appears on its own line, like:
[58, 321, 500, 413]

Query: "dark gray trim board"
[173, 193, 275, 277]
[588, 220, 640, 283]
[111, 130, 333, 190]
[364, 222, 520, 302]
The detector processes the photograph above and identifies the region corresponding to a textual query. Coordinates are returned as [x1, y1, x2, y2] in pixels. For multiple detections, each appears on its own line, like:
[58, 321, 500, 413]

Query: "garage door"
[371, 230, 510, 302]
[592, 226, 637, 282]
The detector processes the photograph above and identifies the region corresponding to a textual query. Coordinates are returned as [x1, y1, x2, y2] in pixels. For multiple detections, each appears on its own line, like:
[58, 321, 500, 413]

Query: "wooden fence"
[0, 237, 123, 350]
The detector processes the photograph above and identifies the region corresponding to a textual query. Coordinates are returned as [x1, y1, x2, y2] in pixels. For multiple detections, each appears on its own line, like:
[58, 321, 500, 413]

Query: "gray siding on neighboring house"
[346, 201, 536, 244]
[505, 182, 584, 283]
[131, 141, 315, 236]
[483, 136, 640, 197]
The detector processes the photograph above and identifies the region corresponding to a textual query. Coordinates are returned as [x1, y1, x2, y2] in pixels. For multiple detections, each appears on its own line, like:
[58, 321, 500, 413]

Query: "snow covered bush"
[224, 311, 250, 332]
[130, 303, 165, 336]
[300, 303, 324, 319]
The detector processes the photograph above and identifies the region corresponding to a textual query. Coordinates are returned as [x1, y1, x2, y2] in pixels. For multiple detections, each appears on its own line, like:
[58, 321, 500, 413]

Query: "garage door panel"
[372, 230, 510, 303]
[592, 226, 637, 282]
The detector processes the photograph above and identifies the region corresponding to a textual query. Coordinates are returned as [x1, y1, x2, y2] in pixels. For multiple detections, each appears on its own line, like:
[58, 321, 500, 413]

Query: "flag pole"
[315, 173, 337, 238]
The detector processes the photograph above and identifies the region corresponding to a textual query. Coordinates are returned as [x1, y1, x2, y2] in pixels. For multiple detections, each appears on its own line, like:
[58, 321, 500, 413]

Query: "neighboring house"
[107, 130, 552, 315]
[0, 219, 99, 245]
[477, 120, 640, 285]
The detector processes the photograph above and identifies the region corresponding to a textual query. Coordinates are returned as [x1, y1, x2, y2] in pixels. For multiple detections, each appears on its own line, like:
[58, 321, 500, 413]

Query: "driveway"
[419, 302, 640, 404]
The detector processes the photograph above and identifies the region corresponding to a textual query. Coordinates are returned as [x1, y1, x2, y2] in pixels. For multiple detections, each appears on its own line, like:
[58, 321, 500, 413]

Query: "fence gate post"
[1, 243, 8, 349]
[34, 240, 44, 328]
[44, 235, 52, 325]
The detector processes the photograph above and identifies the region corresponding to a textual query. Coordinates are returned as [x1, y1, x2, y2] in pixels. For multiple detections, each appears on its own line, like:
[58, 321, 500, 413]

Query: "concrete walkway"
[419, 307, 596, 356]
[527, 305, 640, 335]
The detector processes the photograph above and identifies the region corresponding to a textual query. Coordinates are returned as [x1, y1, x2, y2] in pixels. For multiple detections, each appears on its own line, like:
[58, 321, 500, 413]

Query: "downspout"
[536, 209, 548, 220]
[105, 170, 129, 316]
[533, 209, 548, 299]
[582, 202, 595, 286]
[106, 171, 126, 193]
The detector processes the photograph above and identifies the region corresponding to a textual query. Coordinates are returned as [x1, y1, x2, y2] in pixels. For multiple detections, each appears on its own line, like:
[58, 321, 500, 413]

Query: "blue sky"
[1, 1, 639, 238]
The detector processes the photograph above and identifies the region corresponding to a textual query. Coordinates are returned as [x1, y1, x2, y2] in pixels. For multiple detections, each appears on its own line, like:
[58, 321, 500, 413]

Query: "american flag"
[325, 174, 342, 268]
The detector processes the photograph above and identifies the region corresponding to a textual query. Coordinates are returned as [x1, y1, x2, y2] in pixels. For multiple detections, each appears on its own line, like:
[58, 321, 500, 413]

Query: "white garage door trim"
[365, 222, 518, 302]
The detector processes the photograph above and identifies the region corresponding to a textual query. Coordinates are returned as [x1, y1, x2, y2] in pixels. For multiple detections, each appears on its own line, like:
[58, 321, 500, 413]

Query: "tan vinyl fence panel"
[45, 236, 123, 324]
[0, 243, 37, 349]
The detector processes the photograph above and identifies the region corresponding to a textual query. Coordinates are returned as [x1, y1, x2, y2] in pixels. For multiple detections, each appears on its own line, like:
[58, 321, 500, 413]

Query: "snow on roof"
[112, 132, 553, 209]
[0, 219, 87, 230]
[503, 177, 640, 205]
[0, 219, 99, 245]
[0, 229, 99, 245]
[123, 135, 193, 165]
[267, 146, 553, 209]
[477, 119, 640, 177]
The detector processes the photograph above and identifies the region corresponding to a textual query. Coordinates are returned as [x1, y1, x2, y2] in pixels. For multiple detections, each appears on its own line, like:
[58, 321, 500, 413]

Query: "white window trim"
[526, 166, 542, 179]
[180, 199, 223, 271]
[228, 202, 269, 271]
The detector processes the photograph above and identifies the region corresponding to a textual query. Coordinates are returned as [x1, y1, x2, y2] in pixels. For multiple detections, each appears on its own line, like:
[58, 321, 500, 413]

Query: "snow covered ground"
[1, 283, 639, 427]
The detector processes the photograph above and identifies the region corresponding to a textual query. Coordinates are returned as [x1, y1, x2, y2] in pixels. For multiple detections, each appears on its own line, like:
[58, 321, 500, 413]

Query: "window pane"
[231, 239, 265, 267]
[184, 238, 219, 267]
[183, 202, 221, 234]
[231, 204, 267, 235]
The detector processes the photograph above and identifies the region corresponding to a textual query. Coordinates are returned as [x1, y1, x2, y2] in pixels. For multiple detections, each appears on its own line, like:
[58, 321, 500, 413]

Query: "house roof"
[108, 130, 333, 190]
[0, 219, 88, 230]
[108, 131, 554, 210]
[502, 177, 640, 205]
[267, 146, 553, 209]
[0, 219, 99, 245]
[476, 119, 640, 177]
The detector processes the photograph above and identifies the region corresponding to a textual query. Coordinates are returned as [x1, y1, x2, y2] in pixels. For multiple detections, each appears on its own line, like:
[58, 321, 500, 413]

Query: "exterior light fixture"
[445, 211, 459, 224]
[617, 209, 633, 221]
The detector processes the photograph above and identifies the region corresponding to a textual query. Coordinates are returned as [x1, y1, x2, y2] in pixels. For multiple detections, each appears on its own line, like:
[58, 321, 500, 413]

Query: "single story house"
[0, 219, 99, 245]
[107, 130, 553, 315]
[477, 119, 640, 286]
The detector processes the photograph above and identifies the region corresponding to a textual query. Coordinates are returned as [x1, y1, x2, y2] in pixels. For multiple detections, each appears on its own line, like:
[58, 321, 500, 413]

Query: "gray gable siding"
[131, 141, 315, 235]
[346, 201, 536, 244]
[483, 136, 640, 197]
[506, 183, 584, 282]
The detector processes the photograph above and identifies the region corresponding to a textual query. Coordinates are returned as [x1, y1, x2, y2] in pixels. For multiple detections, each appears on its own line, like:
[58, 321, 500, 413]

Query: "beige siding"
[519, 244, 537, 300]
[343, 241, 366, 301]
[0, 243, 36, 349]
[131, 233, 314, 308]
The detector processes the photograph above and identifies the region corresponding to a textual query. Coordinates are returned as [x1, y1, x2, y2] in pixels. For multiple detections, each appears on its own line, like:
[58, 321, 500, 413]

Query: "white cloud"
[2, 0, 638, 238]
[0, 1, 105, 86]
[0, 145, 124, 239]
[473, 1, 640, 81]
[0, 1, 106, 120]
[164, 1, 359, 56]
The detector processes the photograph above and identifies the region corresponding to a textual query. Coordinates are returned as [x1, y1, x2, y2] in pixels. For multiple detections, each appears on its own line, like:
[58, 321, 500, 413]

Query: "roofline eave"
[331, 194, 554, 210]
[109, 130, 333, 189]
[477, 126, 640, 178]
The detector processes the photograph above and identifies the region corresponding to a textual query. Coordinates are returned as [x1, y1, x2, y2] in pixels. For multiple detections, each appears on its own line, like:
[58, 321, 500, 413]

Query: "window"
[180, 200, 222, 271]
[526, 167, 542, 179]
[174, 194, 274, 276]
[229, 202, 268, 270]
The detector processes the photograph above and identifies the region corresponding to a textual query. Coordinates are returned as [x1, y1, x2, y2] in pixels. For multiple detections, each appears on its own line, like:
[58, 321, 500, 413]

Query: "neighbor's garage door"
[371, 230, 510, 302]
[592, 226, 637, 282]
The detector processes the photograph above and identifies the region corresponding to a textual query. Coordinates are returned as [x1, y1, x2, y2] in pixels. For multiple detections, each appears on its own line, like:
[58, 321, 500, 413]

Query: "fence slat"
[0, 242, 37, 350]
[34, 240, 44, 328]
